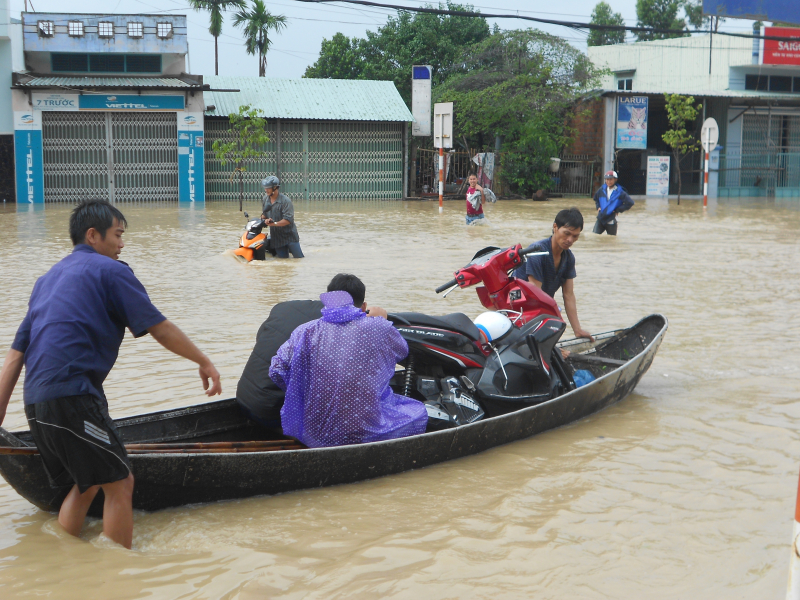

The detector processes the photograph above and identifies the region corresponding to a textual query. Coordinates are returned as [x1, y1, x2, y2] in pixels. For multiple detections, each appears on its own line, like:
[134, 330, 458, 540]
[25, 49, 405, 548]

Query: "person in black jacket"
[592, 170, 634, 236]
[236, 300, 323, 425]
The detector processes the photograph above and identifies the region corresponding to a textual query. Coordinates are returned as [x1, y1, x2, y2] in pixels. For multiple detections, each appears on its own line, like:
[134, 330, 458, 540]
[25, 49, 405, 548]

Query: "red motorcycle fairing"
[395, 325, 487, 370]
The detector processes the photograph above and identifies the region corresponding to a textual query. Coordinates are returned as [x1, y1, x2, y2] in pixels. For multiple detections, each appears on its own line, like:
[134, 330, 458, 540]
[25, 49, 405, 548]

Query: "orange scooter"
[233, 212, 276, 262]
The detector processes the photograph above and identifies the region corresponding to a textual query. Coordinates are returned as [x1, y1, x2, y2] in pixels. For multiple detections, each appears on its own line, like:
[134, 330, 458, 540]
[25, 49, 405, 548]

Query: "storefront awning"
[12, 73, 205, 90]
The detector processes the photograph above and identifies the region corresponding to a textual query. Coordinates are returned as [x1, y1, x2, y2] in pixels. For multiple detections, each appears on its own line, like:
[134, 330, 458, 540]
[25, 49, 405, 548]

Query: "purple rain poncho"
[269, 291, 428, 448]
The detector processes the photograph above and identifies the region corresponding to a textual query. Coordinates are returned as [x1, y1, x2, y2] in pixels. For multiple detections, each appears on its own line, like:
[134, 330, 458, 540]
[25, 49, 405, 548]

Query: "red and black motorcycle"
[389, 245, 576, 429]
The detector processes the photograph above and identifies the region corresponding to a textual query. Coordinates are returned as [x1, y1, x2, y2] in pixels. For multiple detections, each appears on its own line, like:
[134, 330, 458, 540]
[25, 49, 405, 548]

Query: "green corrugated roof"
[13, 76, 201, 88]
[204, 76, 413, 122]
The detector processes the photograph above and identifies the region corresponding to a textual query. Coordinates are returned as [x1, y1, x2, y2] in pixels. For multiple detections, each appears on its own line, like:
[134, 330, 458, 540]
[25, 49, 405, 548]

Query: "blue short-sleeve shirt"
[512, 236, 576, 298]
[11, 244, 166, 405]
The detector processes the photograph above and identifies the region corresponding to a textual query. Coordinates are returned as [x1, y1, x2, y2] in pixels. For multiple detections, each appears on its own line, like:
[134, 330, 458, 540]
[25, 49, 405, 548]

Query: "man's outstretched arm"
[0, 350, 24, 426]
[147, 320, 222, 396]
[561, 279, 594, 342]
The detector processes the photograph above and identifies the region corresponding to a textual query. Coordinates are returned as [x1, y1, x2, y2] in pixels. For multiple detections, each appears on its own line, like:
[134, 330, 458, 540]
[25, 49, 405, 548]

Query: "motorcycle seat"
[390, 312, 482, 342]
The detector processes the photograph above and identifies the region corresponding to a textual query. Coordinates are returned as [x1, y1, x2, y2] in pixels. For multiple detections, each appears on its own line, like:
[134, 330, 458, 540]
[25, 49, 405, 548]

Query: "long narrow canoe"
[0, 314, 667, 515]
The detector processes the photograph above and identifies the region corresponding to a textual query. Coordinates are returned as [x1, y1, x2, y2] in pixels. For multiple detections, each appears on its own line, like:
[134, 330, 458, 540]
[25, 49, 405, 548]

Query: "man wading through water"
[0, 199, 222, 549]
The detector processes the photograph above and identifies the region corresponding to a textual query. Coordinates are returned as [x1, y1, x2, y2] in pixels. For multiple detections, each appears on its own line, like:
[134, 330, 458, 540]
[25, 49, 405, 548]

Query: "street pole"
[438, 146, 443, 213]
[703, 129, 710, 208]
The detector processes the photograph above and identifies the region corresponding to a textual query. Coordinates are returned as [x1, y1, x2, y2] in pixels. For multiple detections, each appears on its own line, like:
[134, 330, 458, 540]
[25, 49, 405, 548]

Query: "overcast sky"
[11, 0, 760, 79]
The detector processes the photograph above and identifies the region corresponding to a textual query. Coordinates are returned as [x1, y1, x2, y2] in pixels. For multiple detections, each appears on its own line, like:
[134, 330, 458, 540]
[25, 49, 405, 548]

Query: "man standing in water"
[514, 207, 595, 342]
[0, 199, 222, 549]
[592, 170, 634, 236]
[261, 176, 303, 258]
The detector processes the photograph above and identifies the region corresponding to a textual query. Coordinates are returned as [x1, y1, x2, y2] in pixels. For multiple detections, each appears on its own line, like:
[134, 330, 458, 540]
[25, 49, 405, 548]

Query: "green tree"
[435, 29, 601, 195]
[662, 93, 701, 204]
[304, 2, 491, 105]
[212, 105, 271, 211]
[635, 0, 687, 41]
[304, 33, 363, 80]
[188, 0, 246, 76]
[588, 2, 626, 47]
[234, 0, 288, 77]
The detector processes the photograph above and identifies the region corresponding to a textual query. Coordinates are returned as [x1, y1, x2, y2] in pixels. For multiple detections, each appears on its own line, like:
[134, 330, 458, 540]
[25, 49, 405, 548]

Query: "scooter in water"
[389, 244, 577, 430]
[233, 212, 276, 262]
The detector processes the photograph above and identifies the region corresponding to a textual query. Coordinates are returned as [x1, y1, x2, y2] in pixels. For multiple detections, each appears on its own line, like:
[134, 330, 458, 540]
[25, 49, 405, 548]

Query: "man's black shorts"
[25, 395, 131, 493]
[593, 217, 618, 236]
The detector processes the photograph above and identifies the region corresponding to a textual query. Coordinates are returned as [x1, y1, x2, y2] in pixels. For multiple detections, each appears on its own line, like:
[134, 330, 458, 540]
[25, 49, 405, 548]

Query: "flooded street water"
[1, 196, 799, 598]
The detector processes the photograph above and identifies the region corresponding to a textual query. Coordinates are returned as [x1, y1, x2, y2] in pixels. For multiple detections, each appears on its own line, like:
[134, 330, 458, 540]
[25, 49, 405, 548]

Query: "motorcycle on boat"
[389, 244, 577, 430]
[233, 212, 276, 262]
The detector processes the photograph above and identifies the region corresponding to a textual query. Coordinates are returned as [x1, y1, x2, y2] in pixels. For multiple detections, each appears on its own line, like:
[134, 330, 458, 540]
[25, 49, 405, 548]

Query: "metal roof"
[12, 75, 202, 89]
[204, 76, 413, 122]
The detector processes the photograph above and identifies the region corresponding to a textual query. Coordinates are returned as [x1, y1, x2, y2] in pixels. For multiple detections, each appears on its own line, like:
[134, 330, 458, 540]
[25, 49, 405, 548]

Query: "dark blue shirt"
[512, 237, 576, 298]
[11, 245, 166, 405]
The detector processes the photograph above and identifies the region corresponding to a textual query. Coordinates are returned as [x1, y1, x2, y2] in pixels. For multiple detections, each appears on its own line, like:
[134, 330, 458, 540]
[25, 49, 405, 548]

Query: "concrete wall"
[589, 35, 753, 95]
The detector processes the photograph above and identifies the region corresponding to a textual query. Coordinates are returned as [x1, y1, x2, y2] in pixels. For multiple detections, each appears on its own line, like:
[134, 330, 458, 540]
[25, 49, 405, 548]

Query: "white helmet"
[474, 312, 512, 343]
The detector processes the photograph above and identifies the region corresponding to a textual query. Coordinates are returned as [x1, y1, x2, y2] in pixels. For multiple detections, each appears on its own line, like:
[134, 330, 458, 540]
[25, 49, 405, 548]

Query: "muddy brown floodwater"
[1, 197, 799, 599]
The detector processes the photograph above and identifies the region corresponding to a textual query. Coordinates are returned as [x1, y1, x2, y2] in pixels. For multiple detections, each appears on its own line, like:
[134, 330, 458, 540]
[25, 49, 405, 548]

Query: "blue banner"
[702, 0, 799, 23]
[616, 96, 648, 150]
[178, 131, 204, 203]
[79, 94, 185, 111]
[14, 129, 44, 204]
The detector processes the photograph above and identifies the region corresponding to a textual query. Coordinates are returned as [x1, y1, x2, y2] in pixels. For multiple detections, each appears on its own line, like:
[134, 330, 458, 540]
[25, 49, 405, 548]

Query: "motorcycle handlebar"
[518, 246, 548, 258]
[435, 279, 458, 294]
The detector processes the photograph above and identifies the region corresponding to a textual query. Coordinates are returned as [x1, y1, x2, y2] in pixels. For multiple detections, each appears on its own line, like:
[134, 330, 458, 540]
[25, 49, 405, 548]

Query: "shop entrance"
[42, 112, 178, 203]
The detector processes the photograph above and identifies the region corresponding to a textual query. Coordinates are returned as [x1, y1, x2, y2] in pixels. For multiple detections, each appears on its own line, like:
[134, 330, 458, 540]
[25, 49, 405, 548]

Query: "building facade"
[13, 12, 205, 204]
[587, 31, 800, 198]
[203, 77, 413, 201]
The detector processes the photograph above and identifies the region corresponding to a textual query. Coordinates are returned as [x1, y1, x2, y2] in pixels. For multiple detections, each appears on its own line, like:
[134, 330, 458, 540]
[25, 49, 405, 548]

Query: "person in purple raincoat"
[269, 274, 428, 448]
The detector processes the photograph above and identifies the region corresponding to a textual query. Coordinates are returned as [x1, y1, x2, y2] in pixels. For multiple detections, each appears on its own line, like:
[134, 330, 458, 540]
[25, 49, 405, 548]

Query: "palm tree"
[233, 0, 287, 77]
[188, 0, 246, 76]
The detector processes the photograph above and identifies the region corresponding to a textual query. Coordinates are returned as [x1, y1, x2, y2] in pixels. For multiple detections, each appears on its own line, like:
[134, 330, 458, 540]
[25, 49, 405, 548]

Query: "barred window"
[68, 21, 84, 37]
[98, 22, 115, 38]
[156, 22, 173, 38]
[37, 21, 55, 37]
[127, 22, 143, 38]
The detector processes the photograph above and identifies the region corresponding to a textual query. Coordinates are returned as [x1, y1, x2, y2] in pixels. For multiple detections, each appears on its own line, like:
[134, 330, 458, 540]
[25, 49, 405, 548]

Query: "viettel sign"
[762, 27, 800, 66]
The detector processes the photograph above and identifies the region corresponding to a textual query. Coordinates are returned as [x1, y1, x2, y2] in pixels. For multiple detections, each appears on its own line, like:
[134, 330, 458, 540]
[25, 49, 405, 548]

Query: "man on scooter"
[261, 176, 304, 258]
[513, 207, 595, 343]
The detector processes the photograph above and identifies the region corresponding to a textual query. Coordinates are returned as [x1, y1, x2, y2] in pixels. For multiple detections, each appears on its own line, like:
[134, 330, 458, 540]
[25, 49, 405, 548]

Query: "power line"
[293, 0, 800, 42]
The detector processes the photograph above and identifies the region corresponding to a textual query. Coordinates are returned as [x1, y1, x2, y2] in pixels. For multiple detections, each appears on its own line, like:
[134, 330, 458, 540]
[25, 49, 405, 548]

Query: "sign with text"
[32, 93, 79, 111]
[411, 65, 432, 137]
[760, 26, 800, 66]
[79, 95, 186, 111]
[616, 96, 648, 150]
[646, 156, 670, 197]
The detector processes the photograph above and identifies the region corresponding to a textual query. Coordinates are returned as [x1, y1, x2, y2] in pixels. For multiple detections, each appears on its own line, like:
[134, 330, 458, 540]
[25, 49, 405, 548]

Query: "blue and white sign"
[79, 94, 186, 111]
[616, 96, 648, 150]
[14, 112, 44, 204]
[702, 0, 799, 24]
[646, 156, 670, 196]
[32, 93, 80, 111]
[178, 112, 204, 203]
[412, 65, 432, 137]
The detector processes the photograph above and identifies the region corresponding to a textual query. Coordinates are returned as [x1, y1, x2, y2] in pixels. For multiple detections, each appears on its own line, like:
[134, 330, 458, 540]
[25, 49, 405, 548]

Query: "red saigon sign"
[762, 27, 800, 66]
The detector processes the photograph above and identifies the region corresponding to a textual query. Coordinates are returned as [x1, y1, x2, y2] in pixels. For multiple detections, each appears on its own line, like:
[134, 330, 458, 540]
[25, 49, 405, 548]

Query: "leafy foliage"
[588, 2, 626, 47]
[635, 0, 687, 41]
[234, 0, 287, 77]
[212, 105, 271, 210]
[304, 2, 491, 105]
[188, 0, 245, 75]
[434, 30, 601, 195]
[662, 93, 701, 203]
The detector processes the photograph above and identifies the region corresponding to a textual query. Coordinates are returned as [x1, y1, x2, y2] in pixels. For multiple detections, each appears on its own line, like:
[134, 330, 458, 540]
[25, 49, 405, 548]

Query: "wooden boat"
[0, 314, 667, 515]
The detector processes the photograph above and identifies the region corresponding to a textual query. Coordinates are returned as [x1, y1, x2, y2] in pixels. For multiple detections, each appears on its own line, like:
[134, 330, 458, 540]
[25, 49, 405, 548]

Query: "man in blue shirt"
[592, 170, 634, 236]
[513, 207, 594, 342]
[0, 199, 222, 549]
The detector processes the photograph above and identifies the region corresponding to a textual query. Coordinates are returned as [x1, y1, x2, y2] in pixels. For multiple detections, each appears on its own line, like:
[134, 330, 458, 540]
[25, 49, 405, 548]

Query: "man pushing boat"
[0, 199, 222, 549]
